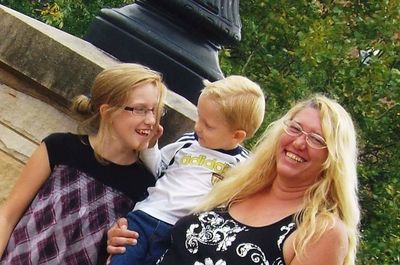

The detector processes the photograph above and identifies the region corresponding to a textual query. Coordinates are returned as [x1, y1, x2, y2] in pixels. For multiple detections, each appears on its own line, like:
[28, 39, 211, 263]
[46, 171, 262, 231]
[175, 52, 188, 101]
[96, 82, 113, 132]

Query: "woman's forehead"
[291, 108, 323, 131]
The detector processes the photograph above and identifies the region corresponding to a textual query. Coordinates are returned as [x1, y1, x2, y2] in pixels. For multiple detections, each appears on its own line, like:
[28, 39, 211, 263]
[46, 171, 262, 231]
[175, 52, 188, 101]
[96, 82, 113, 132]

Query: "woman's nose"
[292, 133, 307, 149]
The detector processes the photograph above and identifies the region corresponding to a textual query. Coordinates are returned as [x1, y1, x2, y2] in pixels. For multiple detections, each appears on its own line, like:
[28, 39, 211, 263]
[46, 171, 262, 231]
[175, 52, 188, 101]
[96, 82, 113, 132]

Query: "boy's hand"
[149, 124, 164, 148]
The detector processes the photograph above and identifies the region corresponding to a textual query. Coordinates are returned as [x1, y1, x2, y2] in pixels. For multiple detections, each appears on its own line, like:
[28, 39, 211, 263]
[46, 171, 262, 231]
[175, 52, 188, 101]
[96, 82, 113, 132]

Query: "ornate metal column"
[84, 0, 241, 104]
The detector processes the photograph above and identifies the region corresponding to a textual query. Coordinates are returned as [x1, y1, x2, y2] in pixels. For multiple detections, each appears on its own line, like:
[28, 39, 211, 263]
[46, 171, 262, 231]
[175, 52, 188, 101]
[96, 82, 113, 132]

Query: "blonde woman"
[108, 95, 360, 265]
[0, 63, 166, 264]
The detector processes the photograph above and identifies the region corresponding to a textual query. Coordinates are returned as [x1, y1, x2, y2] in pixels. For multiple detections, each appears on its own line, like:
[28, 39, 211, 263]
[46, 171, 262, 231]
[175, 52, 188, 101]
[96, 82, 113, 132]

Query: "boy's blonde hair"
[201, 75, 266, 138]
[70, 63, 167, 161]
[196, 94, 360, 265]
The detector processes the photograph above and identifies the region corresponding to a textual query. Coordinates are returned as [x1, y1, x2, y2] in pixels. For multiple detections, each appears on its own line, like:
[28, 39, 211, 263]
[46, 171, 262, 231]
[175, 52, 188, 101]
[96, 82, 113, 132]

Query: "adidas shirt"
[134, 132, 249, 225]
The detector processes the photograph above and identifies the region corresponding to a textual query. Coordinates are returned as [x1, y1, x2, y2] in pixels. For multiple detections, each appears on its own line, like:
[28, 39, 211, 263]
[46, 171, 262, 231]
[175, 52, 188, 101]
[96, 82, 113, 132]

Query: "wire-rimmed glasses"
[283, 120, 327, 149]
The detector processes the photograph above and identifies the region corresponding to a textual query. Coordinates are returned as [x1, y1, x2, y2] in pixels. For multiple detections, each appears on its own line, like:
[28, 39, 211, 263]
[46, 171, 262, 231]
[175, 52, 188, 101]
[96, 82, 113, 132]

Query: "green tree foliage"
[0, 0, 134, 37]
[220, 1, 399, 264]
[1, 0, 399, 264]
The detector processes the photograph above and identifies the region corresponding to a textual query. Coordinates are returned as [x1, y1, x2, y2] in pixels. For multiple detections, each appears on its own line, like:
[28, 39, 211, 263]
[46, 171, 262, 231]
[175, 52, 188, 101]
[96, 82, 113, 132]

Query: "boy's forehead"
[198, 92, 219, 102]
[198, 93, 221, 109]
[198, 95, 232, 125]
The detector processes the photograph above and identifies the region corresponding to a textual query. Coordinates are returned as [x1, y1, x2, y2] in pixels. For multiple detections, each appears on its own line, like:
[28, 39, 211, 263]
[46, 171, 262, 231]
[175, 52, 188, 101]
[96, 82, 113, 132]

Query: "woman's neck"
[270, 178, 310, 201]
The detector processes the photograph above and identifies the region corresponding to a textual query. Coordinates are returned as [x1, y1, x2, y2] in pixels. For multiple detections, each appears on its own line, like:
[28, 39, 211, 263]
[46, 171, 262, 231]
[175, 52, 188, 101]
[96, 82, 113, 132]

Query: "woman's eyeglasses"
[283, 120, 327, 149]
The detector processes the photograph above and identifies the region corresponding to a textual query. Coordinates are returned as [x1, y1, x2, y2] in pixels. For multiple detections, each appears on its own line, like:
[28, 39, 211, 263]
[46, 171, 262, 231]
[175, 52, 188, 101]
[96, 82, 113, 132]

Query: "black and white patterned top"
[0, 133, 155, 265]
[157, 208, 296, 265]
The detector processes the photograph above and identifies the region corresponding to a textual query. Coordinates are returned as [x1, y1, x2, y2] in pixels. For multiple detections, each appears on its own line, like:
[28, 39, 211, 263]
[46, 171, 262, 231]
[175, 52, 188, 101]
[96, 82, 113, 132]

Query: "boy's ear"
[233, 130, 247, 142]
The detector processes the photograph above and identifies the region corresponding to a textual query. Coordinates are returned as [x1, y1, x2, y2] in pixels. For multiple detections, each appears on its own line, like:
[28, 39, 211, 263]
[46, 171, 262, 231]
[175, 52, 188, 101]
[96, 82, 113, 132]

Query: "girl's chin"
[134, 141, 150, 150]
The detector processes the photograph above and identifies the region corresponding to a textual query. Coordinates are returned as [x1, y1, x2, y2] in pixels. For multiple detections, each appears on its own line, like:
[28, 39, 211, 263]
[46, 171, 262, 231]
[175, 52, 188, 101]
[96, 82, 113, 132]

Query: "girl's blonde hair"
[70, 63, 167, 161]
[196, 94, 360, 265]
[201, 75, 266, 138]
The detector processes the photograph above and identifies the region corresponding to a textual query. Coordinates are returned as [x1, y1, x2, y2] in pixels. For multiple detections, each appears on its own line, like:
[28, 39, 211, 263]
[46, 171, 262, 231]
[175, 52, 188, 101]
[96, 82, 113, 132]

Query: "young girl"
[0, 63, 167, 264]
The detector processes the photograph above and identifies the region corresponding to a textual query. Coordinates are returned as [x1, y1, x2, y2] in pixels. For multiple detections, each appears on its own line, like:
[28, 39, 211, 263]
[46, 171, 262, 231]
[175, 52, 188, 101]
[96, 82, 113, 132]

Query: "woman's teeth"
[286, 151, 305, 162]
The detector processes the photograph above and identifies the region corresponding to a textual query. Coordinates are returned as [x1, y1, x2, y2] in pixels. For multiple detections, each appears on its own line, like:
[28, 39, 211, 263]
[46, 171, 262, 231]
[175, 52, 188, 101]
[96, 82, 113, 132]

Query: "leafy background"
[1, 0, 399, 264]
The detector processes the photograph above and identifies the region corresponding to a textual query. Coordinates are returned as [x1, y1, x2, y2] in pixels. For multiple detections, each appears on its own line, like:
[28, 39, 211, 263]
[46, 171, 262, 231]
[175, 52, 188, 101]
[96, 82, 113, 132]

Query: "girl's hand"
[106, 218, 139, 254]
[149, 124, 164, 148]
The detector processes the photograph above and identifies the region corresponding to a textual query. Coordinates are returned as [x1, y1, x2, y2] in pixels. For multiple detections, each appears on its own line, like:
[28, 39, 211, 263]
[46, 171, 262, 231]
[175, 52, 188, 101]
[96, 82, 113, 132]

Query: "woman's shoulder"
[301, 214, 348, 249]
[307, 217, 348, 263]
[284, 216, 348, 265]
[323, 216, 348, 244]
[318, 215, 347, 237]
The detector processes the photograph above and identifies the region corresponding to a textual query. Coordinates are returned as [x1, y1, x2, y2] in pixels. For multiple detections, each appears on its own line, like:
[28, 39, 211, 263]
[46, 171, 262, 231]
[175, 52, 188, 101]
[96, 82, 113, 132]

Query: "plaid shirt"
[1, 165, 134, 265]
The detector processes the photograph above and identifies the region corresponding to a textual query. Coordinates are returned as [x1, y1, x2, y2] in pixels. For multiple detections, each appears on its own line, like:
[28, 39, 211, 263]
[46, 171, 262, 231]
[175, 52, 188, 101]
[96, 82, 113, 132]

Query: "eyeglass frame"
[283, 120, 327, 149]
[123, 105, 166, 117]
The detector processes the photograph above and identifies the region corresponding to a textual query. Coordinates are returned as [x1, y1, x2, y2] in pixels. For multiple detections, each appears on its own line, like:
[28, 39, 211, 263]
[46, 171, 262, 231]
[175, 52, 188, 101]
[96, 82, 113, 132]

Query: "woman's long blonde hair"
[70, 63, 167, 162]
[196, 94, 360, 265]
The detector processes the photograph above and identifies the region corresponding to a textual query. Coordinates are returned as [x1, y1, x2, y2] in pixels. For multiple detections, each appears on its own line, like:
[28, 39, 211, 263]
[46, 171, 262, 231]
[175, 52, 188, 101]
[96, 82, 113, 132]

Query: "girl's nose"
[144, 112, 156, 125]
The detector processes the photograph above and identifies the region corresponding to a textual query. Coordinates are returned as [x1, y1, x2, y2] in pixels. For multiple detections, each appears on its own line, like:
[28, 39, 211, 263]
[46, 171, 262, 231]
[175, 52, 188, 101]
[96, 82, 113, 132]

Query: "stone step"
[0, 83, 78, 202]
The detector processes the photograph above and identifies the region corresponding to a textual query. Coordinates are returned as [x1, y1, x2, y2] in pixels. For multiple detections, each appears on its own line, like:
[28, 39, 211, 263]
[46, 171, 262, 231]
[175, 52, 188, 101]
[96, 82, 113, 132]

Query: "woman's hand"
[107, 218, 139, 254]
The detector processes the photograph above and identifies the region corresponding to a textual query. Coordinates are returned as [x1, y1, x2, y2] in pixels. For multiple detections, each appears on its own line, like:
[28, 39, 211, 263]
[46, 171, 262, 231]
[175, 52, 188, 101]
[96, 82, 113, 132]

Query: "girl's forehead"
[126, 83, 158, 99]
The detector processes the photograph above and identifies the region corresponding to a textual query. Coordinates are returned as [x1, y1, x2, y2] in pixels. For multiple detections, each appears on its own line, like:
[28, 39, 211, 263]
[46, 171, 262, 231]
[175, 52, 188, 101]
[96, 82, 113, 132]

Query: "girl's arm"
[105, 217, 139, 264]
[0, 143, 51, 257]
[107, 217, 139, 254]
[140, 124, 163, 177]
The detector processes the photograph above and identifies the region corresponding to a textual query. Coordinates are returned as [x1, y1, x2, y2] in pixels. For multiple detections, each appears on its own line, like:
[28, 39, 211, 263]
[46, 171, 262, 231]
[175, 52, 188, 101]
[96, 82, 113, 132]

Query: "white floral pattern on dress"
[185, 211, 248, 253]
[272, 258, 284, 265]
[237, 243, 269, 264]
[177, 211, 296, 265]
[194, 257, 227, 265]
[277, 223, 295, 250]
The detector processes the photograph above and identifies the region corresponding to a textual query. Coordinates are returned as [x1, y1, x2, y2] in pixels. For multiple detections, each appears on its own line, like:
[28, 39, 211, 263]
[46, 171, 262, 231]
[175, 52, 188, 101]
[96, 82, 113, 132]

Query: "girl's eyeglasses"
[124, 106, 166, 117]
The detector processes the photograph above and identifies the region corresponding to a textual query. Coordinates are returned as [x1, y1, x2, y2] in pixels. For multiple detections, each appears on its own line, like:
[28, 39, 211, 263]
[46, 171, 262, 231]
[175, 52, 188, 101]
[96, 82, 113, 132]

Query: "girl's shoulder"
[43, 133, 89, 152]
[43, 133, 91, 169]
[43, 132, 85, 144]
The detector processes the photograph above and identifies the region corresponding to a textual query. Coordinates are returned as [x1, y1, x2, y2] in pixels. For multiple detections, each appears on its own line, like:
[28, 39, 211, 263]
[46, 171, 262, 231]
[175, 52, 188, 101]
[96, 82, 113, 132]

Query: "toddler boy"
[109, 75, 266, 265]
